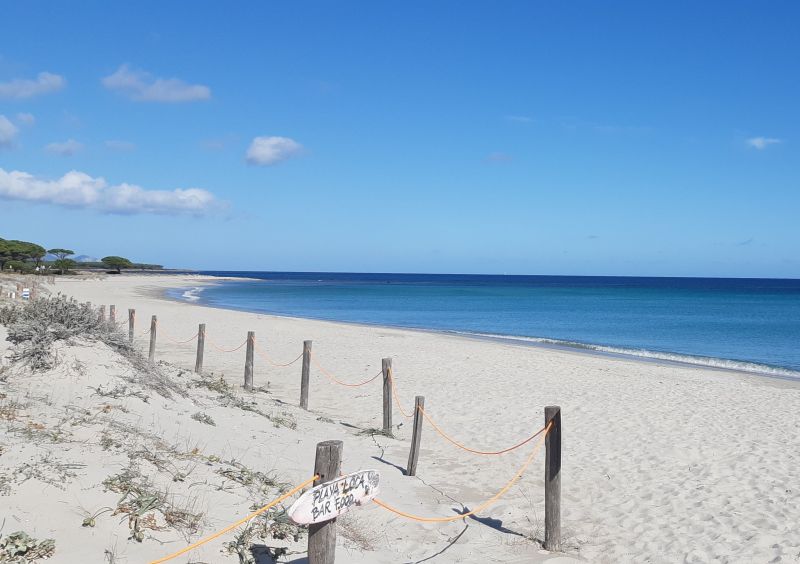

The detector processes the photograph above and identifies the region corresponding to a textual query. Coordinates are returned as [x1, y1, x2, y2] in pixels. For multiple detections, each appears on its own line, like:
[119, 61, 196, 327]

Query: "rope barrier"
[160, 328, 199, 345]
[388, 369, 414, 418]
[206, 336, 248, 353]
[371, 421, 551, 523]
[310, 351, 383, 387]
[419, 405, 547, 455]
[253, 341, 304, 367]
[148, 474, 318, 564]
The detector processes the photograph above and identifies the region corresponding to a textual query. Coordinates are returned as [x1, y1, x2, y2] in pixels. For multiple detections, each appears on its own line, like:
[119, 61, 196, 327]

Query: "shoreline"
[160, 275, 800, 387]
[13, 273, 800, 563]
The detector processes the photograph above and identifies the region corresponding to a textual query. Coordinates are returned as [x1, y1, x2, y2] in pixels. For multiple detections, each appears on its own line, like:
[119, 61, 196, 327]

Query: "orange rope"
[149, 475, 318, 564]
[310, 351, 382, 387]
[253, 341, 304, 367]
[372, 421, 551, 523]
[206, 336, 248, 353]
[388, 369, 414, 418]
[160, 328, 199, 345]
[420, 406, 546, 455]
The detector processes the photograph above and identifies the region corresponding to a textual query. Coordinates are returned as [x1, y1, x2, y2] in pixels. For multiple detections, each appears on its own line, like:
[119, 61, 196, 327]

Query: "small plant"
[0, 531, 56, 562]
[216, 461, 288, 497]
[357, 427, 395, 439]
[191, 412, 215, 426]
[80, 507, 114, 528]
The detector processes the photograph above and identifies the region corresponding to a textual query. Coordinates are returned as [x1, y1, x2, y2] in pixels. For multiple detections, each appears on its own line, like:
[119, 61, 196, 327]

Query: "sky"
[1, 1, 798, 277]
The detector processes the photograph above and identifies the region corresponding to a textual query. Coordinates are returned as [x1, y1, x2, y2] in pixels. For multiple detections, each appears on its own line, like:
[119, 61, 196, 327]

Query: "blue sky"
[1, 1, 797, 277]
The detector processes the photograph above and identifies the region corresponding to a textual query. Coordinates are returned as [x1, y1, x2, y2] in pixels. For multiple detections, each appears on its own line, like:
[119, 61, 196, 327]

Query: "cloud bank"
[746, 137, 781, 150]
[102, 65, 211, 102]
[0, 167, 220, 215]
[16, 113, 35, 126]
[0, 72, 65, 99]
[246, 136, 303, 165]
[45, 139, 84, 156]
[0, 116, 18, 149]
[105, 140, 137, 152]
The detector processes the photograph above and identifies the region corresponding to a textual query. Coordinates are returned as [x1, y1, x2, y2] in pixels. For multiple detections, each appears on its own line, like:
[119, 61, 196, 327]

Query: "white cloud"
[246, 136, 303, 166]
[102, 64, 211, 102]
[105, 140, 137, 152]
[16, 113, 35, 126]
[0, 167, 220, 215]
[0, 116, 19, 149]
[0, 72, 66, 99]
[746, 137, 781, 150]
[45, 139, 84, 156]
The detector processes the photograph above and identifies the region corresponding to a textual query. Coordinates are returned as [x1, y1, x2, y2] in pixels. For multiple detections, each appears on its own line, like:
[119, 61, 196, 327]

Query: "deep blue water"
[168, 272, 800, 378]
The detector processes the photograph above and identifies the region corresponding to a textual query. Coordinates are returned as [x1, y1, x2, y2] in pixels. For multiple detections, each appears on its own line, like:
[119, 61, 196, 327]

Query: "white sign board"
[288, 470, 380, 525]
[21, 288, 30, 300]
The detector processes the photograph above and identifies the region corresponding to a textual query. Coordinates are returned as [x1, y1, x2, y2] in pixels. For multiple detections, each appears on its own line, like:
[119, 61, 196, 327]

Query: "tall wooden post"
[300, 340, 312, 409]
[195, 323, 206, 374]
[109, 305, 116, 323]
[148, 315, 157, 363]
[382, 358, 392, 434]
[98, 305, 106, 322]
[128, 309, 135, 343]
[544, 405, 562, 552]
[406, 395, 424, 476]
[308, 440, 342, 564]
[244, 331, 255, 390]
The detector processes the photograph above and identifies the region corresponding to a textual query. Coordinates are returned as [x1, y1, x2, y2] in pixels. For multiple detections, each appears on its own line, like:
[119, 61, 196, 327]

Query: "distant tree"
[48, 248, 75, 274]
[101, 256, 133, 274]
[48, 248, 75, 261]
[5, 260, 35, 273]
[53, 258, 77, 275]
[0, 238, 46, 270]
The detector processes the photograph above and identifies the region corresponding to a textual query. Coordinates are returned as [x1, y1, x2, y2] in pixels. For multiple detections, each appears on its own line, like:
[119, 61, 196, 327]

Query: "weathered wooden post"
[544, 405, 562, 552]
[300, 340, 312, 409]
[308, 440, 343, 564]
[195, 323, 206, 374]
[98, 305, 106, 322]
[406, 395, 424, 476]
[109, 305, 116, 323]
[382, 358, 392, 434]
[128, 309, 135, 343]
[244, 331, 255, 390]
[148, 315, 157, 363]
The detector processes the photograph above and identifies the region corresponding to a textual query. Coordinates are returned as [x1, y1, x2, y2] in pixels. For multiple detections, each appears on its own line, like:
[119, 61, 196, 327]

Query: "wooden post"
[382, 358, 392, 434]
[128, 309, 135, 343]
[98, 305, 106, 322]
[406, 395, 424, 476]
[244, 331, 255, 390]
[308, 440, 342, 564]
[109, 305, 116, 323]
[544, 405, 562, 552]
[148, 315, 157, 363]
[300, 340, 312, 409]
[194, 323, 206, 374]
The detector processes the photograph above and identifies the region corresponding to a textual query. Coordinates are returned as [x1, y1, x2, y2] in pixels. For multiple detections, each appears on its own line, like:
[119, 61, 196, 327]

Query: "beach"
[2, 273, 799, 563]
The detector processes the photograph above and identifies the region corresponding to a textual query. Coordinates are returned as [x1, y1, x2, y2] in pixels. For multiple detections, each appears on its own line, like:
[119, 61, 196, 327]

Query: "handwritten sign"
[288, 470, 380, 525]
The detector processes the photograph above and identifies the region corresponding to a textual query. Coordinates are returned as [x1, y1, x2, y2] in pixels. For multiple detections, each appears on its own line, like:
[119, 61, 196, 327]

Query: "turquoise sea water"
[167, 272, 800, 379]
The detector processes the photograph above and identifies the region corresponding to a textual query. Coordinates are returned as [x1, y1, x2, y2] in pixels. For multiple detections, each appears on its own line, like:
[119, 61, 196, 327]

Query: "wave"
[456, 331, 800, 380]
[181, 287, 205, 302]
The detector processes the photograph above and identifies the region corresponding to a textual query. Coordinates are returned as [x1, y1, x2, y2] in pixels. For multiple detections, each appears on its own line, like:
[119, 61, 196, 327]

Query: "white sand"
[1, 274, 799, 563]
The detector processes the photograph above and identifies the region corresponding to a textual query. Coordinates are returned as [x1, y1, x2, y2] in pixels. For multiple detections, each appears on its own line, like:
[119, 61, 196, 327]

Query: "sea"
[166, 272, 800, 380]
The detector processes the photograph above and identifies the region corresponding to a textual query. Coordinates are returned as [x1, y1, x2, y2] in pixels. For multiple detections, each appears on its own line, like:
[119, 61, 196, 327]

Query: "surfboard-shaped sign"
[288, 470, 380, 525]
